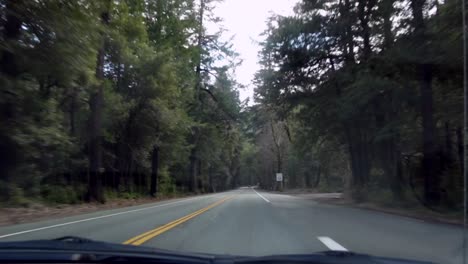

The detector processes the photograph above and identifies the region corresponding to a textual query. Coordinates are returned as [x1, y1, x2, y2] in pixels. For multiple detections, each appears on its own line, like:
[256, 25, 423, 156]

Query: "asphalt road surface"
[0, 188, 465, 264]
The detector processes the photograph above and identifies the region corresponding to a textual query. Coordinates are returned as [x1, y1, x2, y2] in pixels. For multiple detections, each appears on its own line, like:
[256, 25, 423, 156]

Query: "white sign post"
[276, 173, 283, 192]
[276, 173, 283, 182]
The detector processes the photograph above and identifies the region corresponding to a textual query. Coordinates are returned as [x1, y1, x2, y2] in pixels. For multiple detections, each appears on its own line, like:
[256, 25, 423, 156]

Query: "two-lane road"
[0, 189, 465, 264]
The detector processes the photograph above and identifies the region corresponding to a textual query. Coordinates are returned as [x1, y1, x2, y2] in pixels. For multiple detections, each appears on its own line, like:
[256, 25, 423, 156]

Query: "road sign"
[276, 173, 283, 182]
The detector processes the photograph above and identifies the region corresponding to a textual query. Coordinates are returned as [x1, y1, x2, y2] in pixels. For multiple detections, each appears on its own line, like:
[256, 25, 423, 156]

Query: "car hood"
[0, 236, 435, 264]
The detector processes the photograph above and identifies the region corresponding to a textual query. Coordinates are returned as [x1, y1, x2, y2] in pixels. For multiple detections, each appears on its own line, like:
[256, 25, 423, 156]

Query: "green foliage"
[251, 0, 463, 210]
[0, 0, 245, 205]
[120, 192, 143, 200]
[0, 181, 31, 207]
[40, 185, 82, 205]
[104, 188, 143, 200]
[0, 0, 461, 210]
[158, 167, 177, 195]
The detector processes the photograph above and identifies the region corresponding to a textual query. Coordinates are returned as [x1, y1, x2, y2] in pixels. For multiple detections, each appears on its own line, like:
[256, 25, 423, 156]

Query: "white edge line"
[317, 236, 348, 251]
[0, 195, 217, 239]
[252, 188, 271, 203]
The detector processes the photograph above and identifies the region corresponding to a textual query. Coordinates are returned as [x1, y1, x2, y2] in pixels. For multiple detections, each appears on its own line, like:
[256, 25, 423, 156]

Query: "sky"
[207, 0, 299, 104]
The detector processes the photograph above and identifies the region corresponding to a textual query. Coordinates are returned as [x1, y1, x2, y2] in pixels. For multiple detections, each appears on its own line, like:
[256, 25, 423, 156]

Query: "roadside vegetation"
[248, 0, 463, 216]
[0, 0, 244, 206]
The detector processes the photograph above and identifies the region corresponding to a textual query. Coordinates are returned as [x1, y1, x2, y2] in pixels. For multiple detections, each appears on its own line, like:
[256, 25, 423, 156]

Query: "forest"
[251, 0, 463, 210]
[0, 0, 464, 212]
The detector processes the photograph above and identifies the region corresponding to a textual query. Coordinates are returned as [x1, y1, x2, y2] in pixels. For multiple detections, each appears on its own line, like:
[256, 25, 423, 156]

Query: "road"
[0, 188, 465, 264]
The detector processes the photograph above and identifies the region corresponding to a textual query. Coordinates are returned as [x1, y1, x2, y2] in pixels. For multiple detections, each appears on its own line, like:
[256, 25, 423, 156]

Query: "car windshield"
[0, 0, 466, 264]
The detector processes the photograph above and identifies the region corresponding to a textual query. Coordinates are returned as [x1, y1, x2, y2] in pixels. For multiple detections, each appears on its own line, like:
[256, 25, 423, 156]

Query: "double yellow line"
[124, 195, 234, 246]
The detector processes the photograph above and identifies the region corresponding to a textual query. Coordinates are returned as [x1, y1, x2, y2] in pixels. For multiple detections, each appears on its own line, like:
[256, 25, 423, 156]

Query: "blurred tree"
[251, 0, 462, 207]
[0, 0, 244, 205]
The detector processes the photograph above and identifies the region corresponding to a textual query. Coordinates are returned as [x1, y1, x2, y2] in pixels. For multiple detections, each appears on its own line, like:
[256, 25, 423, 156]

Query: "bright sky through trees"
[207, 0, 299, 103]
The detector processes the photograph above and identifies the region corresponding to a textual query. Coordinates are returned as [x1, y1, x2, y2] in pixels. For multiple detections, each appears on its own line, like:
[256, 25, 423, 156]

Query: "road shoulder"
[271, 190, 464, 226]
[0, 194, 195, 227]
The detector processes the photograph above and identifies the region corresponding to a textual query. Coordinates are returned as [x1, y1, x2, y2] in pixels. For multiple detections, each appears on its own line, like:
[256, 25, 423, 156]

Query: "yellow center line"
[123, 195, 235, 246]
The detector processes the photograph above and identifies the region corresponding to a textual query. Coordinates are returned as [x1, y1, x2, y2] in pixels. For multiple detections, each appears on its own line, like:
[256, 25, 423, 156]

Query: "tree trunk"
[420, 64, 439, 204]
[116, 61, 122, 92]
[195, 0, 205, 102]
[88, 77, 104, 202]
[382, 0, 394, 50]
[276, 151, 282, 173]
[187, 0, 205, 194]
[1, 0, 22, 77]
[456, 126, 464, 172]
[224, 167, 233, 191]
[313, 165, 321, 188]
[357, 0, 373, 59]
[113, 141, 123, 191]
[341, 0, 355, 62]
[410, 0, 440, 205]
[374, 93, 402, 198]
[198, 159, 203, 191]
[444, 122, 452, 163]
[346, 122, 371, 190]
[386, 137, 403, 198]
[340, 0, 374, 194]
[270, 121, 283, 191]
[87, 6, 110, 203]
[189, 148, 198, 192]
[233, 160, 240, 189]
[304, 171, 311, 188]
[69, 87, 77, 136]
[0, 0, 22, 184]
[248, 166, 253, 186]
[208, 164, 215, 192]
[150, 146, 159, 197]
[197, 159, 202, 177]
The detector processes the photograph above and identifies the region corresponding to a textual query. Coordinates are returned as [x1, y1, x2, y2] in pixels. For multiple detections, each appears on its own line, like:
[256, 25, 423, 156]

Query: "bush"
[104, 188, 118, 200]
[104, 188, 143, 200]
[158, 168, 177, 196]
[0, 180, 11, 203]
[120, 192, 142, 199]
[0, 181, 32, 207]
[40, 185, 81, 204]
